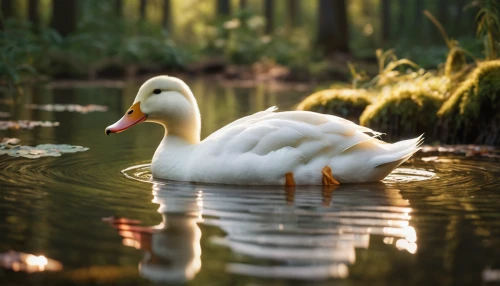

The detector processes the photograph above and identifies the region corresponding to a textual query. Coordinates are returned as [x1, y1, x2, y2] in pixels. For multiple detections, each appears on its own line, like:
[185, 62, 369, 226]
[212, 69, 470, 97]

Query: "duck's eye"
[153, 89, 162, 94]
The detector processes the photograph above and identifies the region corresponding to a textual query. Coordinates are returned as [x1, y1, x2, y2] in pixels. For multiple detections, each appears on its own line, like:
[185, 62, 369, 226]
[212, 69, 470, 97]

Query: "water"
[1, 78, 500, 285]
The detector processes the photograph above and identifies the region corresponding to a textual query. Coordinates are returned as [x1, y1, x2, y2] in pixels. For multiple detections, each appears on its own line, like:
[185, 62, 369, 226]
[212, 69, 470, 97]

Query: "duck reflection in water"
[105, 181, 417, 282]
[104, 188, 203, 284]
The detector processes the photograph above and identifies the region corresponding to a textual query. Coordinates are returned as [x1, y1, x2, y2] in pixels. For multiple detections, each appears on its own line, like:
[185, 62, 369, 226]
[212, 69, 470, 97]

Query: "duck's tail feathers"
[371, 134, 424, 168]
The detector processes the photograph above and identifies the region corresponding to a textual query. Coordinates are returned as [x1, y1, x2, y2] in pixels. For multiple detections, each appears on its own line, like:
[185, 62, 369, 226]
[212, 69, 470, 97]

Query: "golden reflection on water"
[0, 251, 63, 273]
[105, 212, 202, 283]
[106, 177, 421, 282]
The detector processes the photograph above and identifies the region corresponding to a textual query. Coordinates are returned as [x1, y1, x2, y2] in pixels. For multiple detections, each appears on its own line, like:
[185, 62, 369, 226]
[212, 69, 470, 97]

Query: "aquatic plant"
[0, 140, 89, 159]
[0, 120, 60, 130]
[25, 104, 108, 114]
[296, 88, 372, 123]
[438, 60, 500, 145]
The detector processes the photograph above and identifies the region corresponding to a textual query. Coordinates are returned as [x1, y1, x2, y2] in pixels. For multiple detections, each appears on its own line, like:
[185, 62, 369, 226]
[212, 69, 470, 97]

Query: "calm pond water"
[1, 78, 500, 286]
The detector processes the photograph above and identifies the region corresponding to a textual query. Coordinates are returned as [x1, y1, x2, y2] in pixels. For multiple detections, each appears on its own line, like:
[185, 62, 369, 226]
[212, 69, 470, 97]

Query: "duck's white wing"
[194, 108, 421, 184]
[205, 106, 279, 140]
[203, 108, 382, 157]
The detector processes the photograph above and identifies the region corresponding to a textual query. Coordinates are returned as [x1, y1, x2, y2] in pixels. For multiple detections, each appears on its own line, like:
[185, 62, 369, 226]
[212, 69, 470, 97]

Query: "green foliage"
[0, 0, 185, 87]
[201, 10, 316, 66]
[297, 88, 372, 122]
[0, 19, 59, 94]
[475, 0, 500, 60]
[58, 1, 184, 72]
[0, 19, 37, 91]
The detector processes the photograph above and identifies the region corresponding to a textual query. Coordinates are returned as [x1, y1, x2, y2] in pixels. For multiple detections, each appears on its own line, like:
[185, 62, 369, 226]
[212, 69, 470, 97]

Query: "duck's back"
[176, 107, 422, 185]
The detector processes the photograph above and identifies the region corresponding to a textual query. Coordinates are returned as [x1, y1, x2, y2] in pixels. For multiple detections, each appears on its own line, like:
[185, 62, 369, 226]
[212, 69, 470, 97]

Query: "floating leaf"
[0, 120, 60, 130]
[25, 104, 108, 114]
[36, 144, 89, 153]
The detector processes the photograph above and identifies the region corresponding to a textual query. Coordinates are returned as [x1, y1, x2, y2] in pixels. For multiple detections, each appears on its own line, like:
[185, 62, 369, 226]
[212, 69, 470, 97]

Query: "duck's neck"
[161, 106, 201, 145]
[163, 121, 200, 145]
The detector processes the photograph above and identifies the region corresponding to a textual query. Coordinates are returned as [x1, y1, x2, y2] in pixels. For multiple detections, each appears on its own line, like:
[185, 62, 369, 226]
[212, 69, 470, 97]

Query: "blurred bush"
[200, 10, 319, 68]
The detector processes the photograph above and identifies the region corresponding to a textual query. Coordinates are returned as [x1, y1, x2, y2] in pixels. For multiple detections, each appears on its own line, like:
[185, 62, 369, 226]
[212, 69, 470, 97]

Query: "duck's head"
[105, 76, 201, 143]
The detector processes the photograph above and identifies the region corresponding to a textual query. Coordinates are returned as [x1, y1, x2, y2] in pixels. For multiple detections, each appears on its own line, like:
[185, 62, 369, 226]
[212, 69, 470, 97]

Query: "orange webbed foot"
[322, 166, 340, 186]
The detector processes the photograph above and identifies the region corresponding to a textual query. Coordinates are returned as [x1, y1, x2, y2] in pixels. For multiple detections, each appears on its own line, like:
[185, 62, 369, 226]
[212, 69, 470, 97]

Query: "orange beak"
[105, 102, 147, 135]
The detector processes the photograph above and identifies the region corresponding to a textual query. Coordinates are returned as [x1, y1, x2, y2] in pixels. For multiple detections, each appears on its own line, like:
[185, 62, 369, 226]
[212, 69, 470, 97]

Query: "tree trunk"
[1, 0, 13, 18]
[381, 0, 390, 44]
[397, 0, 405, 35]
[317, 0, 349, 55]
[1, 0, 13, 29]
[264, 0, 274, 34]
[139, 0, 147, 21]
[240, 0, 247, 10]
[217, 0, 231, 16]
[162, 0, 171, 30]
[115, 0, 123, 17]
[288, 0, 299, 27]
[28, 0, 40, 30]
[51, 0, 78, 37]
[413, 0, 423, 42]
[437, 0, 448, 26]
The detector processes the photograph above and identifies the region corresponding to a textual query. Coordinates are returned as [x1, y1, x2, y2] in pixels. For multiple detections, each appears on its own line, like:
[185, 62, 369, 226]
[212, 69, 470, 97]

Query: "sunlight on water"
[0, 251, 62, 273]
[383, 168, 436, 183]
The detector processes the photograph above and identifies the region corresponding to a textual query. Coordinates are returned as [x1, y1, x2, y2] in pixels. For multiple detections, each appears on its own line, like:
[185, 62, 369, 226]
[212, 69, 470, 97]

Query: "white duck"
[106, 76, 422, 185]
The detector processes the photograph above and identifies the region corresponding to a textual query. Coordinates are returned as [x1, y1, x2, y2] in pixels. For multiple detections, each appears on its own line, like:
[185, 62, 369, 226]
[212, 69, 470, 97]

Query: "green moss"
[297, 88, 373, 122]
[438, 60, 500, 144]
[444, 47, 467, 77]
[360, 86, 444, 140]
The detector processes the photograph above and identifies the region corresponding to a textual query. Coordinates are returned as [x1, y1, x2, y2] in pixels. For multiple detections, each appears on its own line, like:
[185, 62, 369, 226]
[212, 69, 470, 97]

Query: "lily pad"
[0, 120, 60, 130]
[25, 104, 108, 114]
[0, 140, 88, 159]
